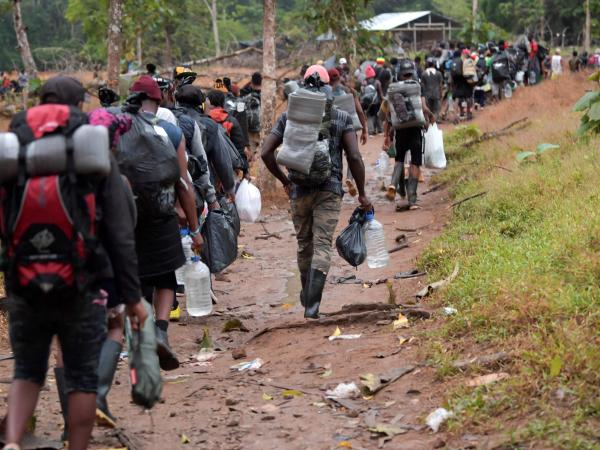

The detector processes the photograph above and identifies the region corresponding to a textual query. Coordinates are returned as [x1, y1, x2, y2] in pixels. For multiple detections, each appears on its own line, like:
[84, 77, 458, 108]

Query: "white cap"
[339, 58, 347, 65]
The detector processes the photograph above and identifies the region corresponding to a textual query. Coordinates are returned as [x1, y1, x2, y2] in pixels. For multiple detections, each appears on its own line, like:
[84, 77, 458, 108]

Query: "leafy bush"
[573, 70, 600, 136]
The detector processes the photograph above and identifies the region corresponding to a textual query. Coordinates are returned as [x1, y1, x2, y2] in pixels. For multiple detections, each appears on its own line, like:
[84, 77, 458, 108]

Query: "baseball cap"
[130, 75, 162, 102]
[40, 76, 86, 106]
[175, 84, 205, 107]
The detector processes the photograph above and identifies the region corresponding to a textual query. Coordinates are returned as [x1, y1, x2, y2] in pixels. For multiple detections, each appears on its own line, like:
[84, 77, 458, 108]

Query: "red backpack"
[0, 104, 101, 297]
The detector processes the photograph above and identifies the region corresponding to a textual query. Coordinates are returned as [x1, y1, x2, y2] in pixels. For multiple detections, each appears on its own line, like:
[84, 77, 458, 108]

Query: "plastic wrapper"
[235, 179, 262, 223]
[335, 207, 367, 267]
[201, 209, 238, 273]
[219, 196, 240, 236]
[424, 124, 446, 169]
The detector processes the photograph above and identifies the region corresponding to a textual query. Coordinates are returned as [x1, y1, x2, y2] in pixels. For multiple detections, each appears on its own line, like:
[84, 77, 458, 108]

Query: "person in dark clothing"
[420, 58, 444, 121]
[128, 76, 202, 372]
[452, 49, 475, 120]
[206, 89, 250, 171]
[1, 76, 147, 450]
[146, 63, 157, 76]
[240, 71, 262, 97]
[175, 84, 236, 203]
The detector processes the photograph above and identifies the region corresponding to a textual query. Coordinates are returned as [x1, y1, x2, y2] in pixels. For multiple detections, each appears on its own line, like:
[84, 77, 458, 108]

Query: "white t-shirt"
[156, 107, 178, 125]
[551, 55, 563, 74]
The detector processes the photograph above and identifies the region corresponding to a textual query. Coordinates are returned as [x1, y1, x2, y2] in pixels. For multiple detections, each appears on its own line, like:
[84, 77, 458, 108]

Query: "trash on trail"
[320, 368, 333, 378]
[392, 314, 409, 330]
[281, 389, 304, 398]
[222, 318, 249, 332]
[442, 307, 458, 316]
[416, 263, 460, 299]
[262, 393, 273, 401]
[180, 434, 190, 444]
[466, 372, 510, 387]
[426, 408, 453, 432]
[325, 382, 361, 399]
[360, 365, 416, 396]
[230, 358, 264, 371]
[240, 250, 255, 259]
[195, 349, 218, 363]
[338, 441, 353, 448]
[327, 326, 361, 341]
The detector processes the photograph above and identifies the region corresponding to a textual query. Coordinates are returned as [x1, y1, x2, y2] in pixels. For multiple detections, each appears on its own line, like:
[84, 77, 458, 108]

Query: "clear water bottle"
[184, 256, 212, 317]
[175, 228, 193, 285]
[375, 151, 389, 180]
[363, 211, 389, 269]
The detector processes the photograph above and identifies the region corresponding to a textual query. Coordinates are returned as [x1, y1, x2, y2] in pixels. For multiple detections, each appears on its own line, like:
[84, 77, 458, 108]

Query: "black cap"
[40, 76, 86, 106]
[175, 84, 205, 107]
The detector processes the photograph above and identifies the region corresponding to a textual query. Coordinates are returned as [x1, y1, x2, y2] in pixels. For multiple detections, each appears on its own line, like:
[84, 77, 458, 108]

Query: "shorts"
[394, 127, 423, 166]
[140, 271, 178, 302]
[8, 289, 107, 393]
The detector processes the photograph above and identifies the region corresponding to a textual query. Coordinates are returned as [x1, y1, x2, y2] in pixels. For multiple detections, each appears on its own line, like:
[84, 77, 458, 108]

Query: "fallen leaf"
[281, 303, 294, 310]
[262, 393, 273, 401]
[368, 424, 409, 437]
[281, 389, 303, 397]
[240, 251, 254, 259]
[199, 328, 213, 349]
[360, 373, 382, 394]
[331, 326, 342, 337]
[320, 369, 333, 378]
[466, 372, 510, 387]
[392, 314, 409, 330]
[312, 402, 327, 407]
[338, 441, 353, 448]
[222, 318, 249, 332]
[181, 434, 190, 444]
[397, 336, 408, 345]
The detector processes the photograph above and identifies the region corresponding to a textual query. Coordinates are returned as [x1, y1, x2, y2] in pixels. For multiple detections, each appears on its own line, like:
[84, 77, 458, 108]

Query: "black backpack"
[117, 112, 180, 220]
[1, 105, 103, 297]
[450, 57, 463, 79]
[491, 53, 511, 83]
[244, 93, 261, 133]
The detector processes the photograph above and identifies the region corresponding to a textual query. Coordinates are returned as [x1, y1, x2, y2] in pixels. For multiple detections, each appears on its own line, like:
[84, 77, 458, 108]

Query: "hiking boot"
[345, 179, 358, 197]
[54, 367, 69, 442]
[385, 185, 396, 201]
[96, 339, 121, 428]
[304, 268, 327, 319]
[407, 176, 419, 208]
[155, 327, 180, 371]
[300, 270, 308, 307]
[169, 304, 181, 322]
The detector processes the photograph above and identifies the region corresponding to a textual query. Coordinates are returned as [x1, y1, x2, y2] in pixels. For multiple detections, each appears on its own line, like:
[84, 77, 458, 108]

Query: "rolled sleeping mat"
[333, 94, 363, 131]
[0, 125, 111, 183]
[287, 89, 326, 124]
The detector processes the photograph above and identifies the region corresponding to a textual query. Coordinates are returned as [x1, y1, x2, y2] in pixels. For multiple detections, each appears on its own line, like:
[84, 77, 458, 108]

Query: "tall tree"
[258, 0, 277, 193]
[107, 0, 122, 89]
[11, 0, 37, 75]
[203, 0, 221, 57]
[584, 0, 591, 51]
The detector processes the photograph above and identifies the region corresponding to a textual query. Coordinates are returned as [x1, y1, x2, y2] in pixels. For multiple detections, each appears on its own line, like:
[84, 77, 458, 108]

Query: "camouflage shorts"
[290, 190, 342, 274]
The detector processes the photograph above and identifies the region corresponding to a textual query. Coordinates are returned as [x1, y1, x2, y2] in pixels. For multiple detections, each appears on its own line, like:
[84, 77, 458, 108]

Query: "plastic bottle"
[363, 211, 389, 269]
[375, 151, 389, 180]
[175, 229, 193, 286]
[184, 256, 212, 317]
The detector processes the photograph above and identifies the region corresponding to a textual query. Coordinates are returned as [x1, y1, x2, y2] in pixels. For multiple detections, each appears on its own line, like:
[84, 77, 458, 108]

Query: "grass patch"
[420, 97, 600, 446]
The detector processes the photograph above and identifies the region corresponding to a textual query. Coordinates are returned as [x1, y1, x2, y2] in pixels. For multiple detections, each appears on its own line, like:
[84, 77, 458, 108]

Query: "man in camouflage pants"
[262, 65, 371, 319]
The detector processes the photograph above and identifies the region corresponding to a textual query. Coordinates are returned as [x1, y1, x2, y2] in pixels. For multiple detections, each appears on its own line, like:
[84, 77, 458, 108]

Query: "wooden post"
[107, 0, 123, 90]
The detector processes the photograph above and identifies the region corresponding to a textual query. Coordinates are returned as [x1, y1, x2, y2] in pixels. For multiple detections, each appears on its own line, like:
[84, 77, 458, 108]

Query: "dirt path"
[0, 133, 457, 450]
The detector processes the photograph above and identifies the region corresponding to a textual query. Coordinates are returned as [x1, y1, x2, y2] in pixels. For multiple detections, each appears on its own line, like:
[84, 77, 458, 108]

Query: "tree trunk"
[136, 31, 142, 68]
[472, 0, 478, 19]
[257, 0, 278, 195]
[584, 0, 591, 52]
[163, 23, 173, 68]
[12, 0, 37, 76]
[203, 0, 221, 57]
[107, 0, 123, 90]
[471, 0, 478, 42]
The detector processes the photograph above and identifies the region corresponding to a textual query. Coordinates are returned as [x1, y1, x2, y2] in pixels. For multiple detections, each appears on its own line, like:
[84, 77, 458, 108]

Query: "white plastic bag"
[235, 179, 262, 223]
[424, 124, 446, 169]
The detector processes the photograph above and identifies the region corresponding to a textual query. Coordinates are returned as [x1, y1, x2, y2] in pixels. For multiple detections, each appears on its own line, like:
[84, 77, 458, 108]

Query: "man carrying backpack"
[206, 89, 250, 173]
[261, 65, 372, 319]
[421, 58, 444, 121]
[1, 76, 147, 450]
[124, 76, 203, 371]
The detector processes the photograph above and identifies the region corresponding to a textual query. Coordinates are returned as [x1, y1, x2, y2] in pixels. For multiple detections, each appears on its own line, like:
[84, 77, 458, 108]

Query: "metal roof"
[361, 11, 435, 31]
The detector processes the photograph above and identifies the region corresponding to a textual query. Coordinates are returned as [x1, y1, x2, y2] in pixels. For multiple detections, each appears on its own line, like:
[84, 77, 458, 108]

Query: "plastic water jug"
[175, 229, 193, 285]
[363, 211, 389, 269]
[375, 151, 389, 180]
[184, 256, 212, 317]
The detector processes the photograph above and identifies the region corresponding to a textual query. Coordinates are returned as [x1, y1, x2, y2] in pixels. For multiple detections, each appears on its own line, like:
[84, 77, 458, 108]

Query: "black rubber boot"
[407, 176, 419, 208]
[304, 268, 327, 319]
[398, 166, 407, 198]
[300, 270, 308, 307]
[54, 367, 69, 442]
[96, 339, 122, 428]
[155, 326, 180, 371]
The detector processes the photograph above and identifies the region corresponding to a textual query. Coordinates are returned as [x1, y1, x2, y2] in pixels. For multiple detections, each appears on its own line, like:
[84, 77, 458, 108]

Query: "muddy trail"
[0, 115, 493, 450]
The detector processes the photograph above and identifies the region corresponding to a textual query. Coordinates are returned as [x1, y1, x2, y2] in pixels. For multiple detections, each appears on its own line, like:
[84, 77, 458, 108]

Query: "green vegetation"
[574, 70, 600, 136]
[419, 114, 600, 446]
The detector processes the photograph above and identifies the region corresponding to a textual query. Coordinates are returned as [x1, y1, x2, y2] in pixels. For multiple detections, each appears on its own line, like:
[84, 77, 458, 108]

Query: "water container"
[363, 211, 389, 269]
[175, 229, 193, 285]
[375, 151, 389, 180]
[184, 256, 212, 317]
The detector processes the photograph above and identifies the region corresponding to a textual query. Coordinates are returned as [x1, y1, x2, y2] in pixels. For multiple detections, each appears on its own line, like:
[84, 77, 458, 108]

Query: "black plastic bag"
[336, 207, 367, 267]
[219, 196, 240, 237]
[126, 299, 163, 409]
[201, 209, 238, 273]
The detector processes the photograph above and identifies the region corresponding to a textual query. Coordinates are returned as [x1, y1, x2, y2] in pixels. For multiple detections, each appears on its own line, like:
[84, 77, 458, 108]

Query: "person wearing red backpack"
[0, 76, 148, 450]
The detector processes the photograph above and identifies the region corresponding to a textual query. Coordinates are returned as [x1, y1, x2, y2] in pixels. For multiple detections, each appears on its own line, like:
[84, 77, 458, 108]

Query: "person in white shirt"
[551, 48, 564, 79]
